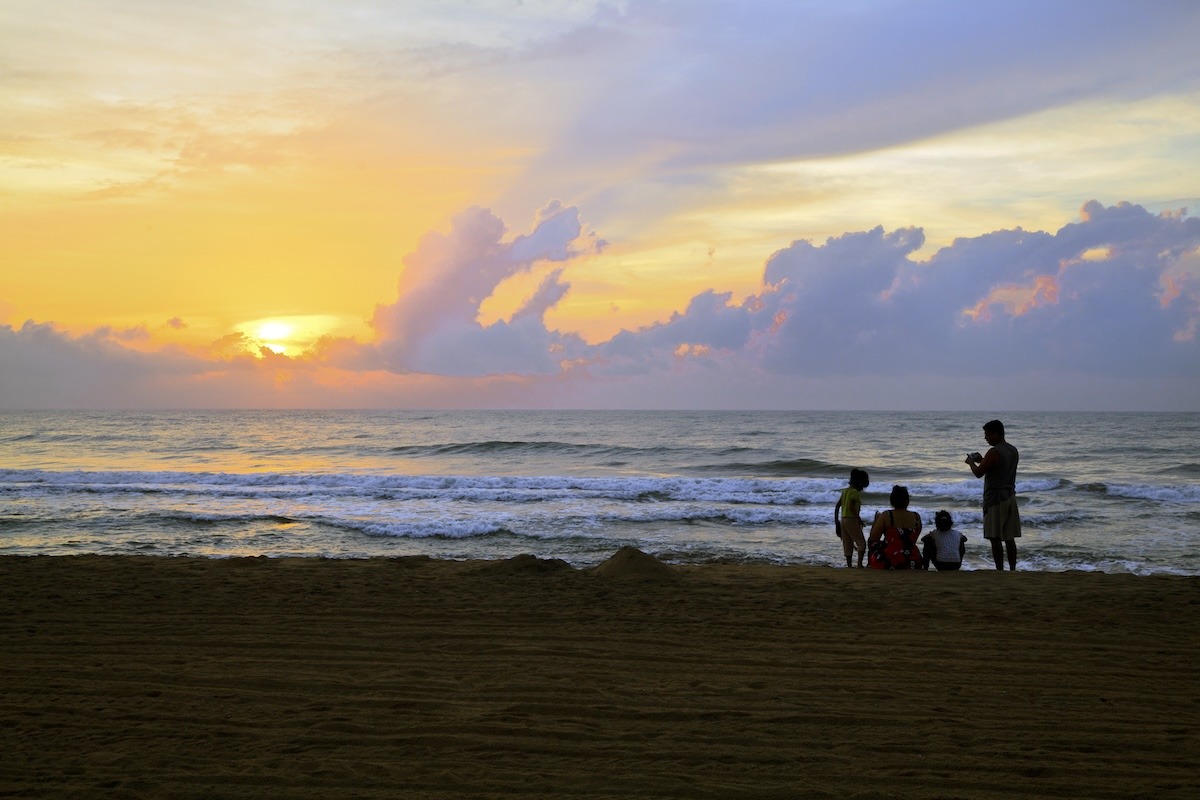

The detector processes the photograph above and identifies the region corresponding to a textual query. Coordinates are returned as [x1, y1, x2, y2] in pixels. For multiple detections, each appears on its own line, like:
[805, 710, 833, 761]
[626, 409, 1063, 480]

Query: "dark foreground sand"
[2, 550, 1197, 799]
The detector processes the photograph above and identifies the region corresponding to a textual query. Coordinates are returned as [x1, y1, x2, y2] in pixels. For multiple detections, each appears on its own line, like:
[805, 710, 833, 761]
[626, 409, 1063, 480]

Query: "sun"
[236, 315, 347, 356]
[252, 321, 293, 353]
[257, 321, 294, 341]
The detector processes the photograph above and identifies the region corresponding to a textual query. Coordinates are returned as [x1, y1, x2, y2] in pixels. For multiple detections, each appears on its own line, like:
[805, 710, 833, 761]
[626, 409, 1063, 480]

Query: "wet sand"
[2, 550, 1197, 799]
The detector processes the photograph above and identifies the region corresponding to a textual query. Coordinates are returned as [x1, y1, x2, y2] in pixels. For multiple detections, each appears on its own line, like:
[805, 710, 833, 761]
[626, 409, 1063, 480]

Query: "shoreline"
[3, 552, 1198, 798]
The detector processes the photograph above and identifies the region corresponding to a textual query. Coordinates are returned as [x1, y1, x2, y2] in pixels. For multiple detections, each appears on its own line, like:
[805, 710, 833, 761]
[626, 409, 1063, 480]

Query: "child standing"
[833, 468, 870, 568]
[921, 510, 967, 571]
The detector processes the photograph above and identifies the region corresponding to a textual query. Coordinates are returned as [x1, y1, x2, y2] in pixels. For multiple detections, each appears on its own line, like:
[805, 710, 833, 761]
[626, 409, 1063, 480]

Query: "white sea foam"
[1102, 483, 1200, 503]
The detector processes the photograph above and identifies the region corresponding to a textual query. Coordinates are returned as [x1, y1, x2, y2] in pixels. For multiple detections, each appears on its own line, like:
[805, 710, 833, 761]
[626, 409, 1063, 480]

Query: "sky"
[2, 0, 1199, 411]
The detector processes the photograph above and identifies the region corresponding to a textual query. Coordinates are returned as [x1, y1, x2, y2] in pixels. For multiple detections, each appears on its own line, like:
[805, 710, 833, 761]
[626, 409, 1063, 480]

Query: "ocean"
[1, 410, 1197, 574]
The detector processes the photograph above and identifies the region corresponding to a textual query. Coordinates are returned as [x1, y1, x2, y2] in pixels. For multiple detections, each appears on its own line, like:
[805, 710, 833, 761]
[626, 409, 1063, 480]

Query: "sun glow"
[236, 315, 347, 356]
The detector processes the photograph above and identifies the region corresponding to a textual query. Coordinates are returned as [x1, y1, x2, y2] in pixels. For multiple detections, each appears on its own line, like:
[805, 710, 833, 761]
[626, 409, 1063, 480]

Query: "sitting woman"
[922, 510, 967, 571]
[867, 485, 924, 570]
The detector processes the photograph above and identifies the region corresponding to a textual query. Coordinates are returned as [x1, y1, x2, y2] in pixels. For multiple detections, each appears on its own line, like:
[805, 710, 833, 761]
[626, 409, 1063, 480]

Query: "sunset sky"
[3, 0, 1199, 410]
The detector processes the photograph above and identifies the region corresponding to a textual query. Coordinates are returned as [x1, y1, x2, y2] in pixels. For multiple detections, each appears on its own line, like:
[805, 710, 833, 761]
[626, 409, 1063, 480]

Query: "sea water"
[1, 410, 1197, 574]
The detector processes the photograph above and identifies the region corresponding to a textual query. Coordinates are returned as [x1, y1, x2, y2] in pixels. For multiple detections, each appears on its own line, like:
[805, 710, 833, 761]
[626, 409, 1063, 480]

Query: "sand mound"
[591, 546, 677, 580]
[480, 553, 575, 575]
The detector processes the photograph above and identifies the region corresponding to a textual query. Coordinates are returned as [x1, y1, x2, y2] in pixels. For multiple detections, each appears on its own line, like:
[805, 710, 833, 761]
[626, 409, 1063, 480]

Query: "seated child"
[921, 510, 966, 571]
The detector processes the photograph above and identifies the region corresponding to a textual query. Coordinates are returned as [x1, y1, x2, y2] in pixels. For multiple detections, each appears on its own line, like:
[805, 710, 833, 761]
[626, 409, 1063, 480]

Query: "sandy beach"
[2, 550, 1197, 799]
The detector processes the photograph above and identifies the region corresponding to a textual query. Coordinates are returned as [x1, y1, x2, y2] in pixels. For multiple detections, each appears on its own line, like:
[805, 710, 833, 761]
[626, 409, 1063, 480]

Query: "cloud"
[2, 200, 1198, 410]
[521, 1, 1200, 177]
[596, 290, 763, 376]
[360, 195, 1200, 394]
[962, 275, 1061, 322]
[0, 321, 204, 407]
[586, 199, 1200, 385]
[368, 201, 602, 376]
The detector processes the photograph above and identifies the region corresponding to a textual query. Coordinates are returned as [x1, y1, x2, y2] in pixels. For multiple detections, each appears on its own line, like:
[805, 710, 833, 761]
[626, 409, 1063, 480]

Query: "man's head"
[983, 419, 1005, 444]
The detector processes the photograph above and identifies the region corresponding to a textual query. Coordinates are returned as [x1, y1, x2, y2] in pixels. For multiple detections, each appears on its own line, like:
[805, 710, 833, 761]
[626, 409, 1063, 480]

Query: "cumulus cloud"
[597, 290, 763, 376]
[2, 200, 1198, 410]
[368, 200, 602, 376]
[600, 199, 1200, 381]
[0, 321, 206, 407]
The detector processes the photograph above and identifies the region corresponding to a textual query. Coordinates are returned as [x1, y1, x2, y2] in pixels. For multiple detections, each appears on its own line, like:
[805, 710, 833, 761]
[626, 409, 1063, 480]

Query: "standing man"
[966, 419, 1021, 570]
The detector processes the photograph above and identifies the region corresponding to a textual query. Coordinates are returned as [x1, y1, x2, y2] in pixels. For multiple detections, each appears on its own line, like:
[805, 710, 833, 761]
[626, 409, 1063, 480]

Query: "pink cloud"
[369, 201, 601, 376]
[961, 274, 1060, 322]
[1158, 249, 1200, 341]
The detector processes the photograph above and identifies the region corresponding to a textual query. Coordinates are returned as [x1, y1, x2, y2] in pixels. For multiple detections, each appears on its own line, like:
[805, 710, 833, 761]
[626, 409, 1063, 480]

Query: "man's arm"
[967, 447, 999, 478]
